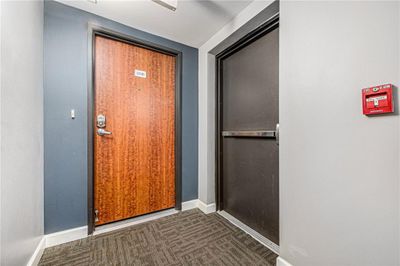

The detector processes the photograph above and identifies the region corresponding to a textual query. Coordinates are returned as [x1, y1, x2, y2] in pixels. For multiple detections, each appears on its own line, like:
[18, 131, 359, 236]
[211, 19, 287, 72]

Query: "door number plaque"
[134, 69, 147, 78]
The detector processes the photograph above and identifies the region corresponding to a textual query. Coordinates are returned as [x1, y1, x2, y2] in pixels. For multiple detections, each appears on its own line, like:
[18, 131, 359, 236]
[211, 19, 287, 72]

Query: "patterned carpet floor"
[39, 209, 278, 265]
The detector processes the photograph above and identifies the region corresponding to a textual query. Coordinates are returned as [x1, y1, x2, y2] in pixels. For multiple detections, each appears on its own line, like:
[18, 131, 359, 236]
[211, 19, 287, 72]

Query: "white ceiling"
[55, 0, 254, 47]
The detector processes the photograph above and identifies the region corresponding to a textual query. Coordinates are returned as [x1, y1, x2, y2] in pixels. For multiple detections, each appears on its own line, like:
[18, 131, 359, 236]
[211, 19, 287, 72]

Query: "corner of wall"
[0, 0, 45, 264]
[276, 257, 293, 266]
[197, 0, 274, 205]
[26, 237, 46, 266]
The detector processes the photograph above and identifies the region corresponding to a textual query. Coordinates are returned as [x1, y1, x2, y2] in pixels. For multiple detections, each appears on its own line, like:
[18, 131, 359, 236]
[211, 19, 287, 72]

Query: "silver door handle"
[97, 128, 112, 136]
[222, 130, 276, 138]
[276, 123, 279, 145]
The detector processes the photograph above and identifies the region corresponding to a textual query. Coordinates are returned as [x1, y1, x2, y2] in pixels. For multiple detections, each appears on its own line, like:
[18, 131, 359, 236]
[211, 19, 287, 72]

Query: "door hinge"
[94, 209, 99, 222]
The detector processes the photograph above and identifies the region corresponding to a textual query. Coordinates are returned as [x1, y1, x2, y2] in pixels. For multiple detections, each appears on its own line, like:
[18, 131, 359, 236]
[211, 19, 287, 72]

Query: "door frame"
[87, 25, 183, 235]
[215, 15, 279, 211]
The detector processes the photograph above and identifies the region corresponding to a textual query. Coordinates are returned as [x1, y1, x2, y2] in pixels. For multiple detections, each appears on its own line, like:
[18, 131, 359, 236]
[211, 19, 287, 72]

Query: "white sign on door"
[134, 69, 147, 78]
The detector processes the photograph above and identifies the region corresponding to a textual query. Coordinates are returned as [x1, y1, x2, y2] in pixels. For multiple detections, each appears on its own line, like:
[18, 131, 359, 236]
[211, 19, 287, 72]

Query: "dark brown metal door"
[219, 27, 279, 244]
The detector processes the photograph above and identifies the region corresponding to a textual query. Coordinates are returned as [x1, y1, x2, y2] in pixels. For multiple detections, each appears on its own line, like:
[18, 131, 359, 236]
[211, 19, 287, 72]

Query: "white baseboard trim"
[42, 199, 202, 249]
[182, 199, 216, 214]
[26, 237, 46, 266]
[218, 210, 280, 255]
[45, 226, 88, 248]
[197, 200, 216, 214]
[182, 199, 199, 211]
[276, 257, 293, 266]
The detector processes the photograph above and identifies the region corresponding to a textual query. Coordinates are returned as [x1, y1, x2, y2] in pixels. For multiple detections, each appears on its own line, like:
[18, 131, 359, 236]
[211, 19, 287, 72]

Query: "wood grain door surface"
[94, 35, 176, 225]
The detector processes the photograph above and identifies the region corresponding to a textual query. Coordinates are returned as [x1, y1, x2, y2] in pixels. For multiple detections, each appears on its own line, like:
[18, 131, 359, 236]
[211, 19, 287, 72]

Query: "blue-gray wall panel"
[44, 1, 198, 234]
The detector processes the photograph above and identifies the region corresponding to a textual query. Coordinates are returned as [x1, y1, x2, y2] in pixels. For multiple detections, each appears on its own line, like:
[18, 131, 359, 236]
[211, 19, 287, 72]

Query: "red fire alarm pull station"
[362, 84, 394, 115]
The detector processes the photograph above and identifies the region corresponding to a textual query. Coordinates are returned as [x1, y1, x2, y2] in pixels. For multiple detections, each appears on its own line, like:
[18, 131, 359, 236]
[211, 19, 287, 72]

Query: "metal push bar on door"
[222, 124, 279, 145]
[222, 130, 276, 138]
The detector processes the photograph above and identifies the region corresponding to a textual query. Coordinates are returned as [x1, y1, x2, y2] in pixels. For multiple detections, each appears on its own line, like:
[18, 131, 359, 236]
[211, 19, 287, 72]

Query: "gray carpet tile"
[39, 209, 278, 266]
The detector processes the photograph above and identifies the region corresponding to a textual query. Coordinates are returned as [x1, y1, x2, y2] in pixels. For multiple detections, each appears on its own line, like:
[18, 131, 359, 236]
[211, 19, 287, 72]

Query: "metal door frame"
[87, 25, 183, 235]
[215, 15, 279, 211]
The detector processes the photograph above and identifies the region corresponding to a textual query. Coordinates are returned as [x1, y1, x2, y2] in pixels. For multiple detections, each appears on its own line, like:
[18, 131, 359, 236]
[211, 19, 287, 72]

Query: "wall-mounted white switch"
[71, 109, 76, 119]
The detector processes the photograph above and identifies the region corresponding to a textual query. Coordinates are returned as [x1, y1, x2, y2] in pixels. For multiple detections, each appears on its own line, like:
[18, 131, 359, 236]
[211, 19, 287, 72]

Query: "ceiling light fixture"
[152, 0, 177, 11]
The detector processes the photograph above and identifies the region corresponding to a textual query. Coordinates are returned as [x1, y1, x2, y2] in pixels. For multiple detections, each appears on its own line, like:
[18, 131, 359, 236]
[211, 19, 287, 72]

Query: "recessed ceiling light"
[87, 0, 97, 3]
[152, 0, 177, 11]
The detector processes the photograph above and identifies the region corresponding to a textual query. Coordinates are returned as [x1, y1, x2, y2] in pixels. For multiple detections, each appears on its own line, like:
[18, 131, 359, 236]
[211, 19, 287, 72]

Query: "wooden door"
[94, 35, 176, 225]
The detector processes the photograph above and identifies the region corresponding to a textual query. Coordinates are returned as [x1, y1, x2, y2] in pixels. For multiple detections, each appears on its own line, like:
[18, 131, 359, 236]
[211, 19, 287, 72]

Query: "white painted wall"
[199, 0, 400, 265]
[198, 0, 274, 204]
[1, 1, 44, 265]
[279, 1, 400, 265]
